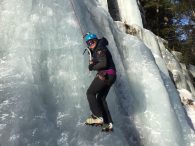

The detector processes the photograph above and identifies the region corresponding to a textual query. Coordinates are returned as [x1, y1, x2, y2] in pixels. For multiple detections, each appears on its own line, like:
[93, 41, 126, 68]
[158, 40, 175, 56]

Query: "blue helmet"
[84, 32, 97, 42]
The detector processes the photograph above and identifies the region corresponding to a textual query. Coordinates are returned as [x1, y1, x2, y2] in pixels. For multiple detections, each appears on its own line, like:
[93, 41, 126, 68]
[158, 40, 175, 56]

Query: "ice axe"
[83, 47, 92, 61]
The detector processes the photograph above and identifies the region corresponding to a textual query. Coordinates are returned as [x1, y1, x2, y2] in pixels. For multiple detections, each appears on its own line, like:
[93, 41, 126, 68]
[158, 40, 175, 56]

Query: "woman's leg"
[86, 77, 107, 117]
[97, 86, 113, 124]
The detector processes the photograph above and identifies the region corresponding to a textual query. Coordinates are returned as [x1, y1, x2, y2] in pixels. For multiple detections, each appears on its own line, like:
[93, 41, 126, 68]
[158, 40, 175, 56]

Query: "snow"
[0, 0, 194, 146]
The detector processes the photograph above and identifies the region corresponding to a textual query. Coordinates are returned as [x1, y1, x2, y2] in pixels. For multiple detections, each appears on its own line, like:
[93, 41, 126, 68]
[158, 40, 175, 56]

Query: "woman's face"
[87, 39, 97, 50]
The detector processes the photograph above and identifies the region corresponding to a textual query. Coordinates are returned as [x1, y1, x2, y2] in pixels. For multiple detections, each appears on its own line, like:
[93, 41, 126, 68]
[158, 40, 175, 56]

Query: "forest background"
[139, 0, 195, 66]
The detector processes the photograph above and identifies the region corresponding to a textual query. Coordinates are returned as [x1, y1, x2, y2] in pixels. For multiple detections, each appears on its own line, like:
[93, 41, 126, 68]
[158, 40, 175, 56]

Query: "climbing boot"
[85, 115, 103, 126]
[102, 123, 113, 132]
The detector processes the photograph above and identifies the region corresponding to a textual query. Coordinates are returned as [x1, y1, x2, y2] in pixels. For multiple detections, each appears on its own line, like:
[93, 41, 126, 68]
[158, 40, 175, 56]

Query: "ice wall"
[97, 0, 108, 11]
[117, 0, 143, 27]
[0, 0, 133, 146]
[116, 20, 195, 145]
[97, 0, 143, 27]
[0, 0, 194, 146]
[116, 21, 195, 96]
[0, 0, 87, 145]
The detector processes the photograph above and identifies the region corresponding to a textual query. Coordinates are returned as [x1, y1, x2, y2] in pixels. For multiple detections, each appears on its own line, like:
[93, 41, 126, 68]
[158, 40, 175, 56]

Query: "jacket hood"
[97, 37, 108, 48]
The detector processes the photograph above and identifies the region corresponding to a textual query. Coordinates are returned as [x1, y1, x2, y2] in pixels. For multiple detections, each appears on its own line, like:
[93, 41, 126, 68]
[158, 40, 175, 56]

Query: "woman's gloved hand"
[88, 64, 94, 71]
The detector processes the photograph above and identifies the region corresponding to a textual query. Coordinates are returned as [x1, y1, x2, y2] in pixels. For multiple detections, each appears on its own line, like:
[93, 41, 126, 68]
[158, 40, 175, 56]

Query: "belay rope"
[69, 0, 84, 35]
[69, 0, 92, 61]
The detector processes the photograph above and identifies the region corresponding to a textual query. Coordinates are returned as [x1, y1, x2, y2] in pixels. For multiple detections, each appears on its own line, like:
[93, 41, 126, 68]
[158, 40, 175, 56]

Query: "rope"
[69, 0, 89, 49]
[69, 0, 85, 36]
[69, 0, 92, 63]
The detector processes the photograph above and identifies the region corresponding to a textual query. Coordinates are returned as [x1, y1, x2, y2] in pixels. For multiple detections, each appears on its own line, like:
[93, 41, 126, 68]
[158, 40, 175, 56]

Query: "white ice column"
[117, 0, 143, 27]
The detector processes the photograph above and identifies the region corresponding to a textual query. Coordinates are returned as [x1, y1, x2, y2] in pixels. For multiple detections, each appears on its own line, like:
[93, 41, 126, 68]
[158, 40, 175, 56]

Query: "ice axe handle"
[83, 49, 87, 55]
[86, 47, 92, 61]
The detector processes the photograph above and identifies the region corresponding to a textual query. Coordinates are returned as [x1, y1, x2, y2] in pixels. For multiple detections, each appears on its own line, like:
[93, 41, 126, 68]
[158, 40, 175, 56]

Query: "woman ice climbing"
[84, 32, 116, 132]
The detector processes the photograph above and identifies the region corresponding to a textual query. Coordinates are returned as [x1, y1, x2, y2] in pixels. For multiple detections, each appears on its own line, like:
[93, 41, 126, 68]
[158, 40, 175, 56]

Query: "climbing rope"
[69, 0, 85, 36]
[69, 0, 92, 62]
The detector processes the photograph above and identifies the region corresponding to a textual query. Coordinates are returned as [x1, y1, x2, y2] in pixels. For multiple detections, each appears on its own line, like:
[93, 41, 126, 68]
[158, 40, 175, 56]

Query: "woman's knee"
[86, 88, 95, 97]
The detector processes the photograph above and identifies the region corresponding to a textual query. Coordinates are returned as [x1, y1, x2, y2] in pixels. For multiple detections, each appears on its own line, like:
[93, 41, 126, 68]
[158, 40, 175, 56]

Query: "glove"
[88, 64, 94, 71]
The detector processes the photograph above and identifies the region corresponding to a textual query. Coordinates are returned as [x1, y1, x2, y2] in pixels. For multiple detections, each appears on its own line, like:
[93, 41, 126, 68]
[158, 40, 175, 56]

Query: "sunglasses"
[86, 40, 95, 46]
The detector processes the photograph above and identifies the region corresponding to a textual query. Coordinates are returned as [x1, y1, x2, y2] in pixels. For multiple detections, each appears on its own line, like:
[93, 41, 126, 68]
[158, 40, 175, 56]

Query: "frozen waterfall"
[0, 0, 194, 146]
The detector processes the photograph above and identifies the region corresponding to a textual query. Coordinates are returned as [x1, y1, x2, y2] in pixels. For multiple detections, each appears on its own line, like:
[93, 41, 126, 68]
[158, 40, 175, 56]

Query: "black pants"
[86, 75, 116, 124]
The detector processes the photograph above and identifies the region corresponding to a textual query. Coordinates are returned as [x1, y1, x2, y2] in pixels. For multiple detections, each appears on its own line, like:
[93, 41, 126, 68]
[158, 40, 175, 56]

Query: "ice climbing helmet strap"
[84, 32, 97, 42]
